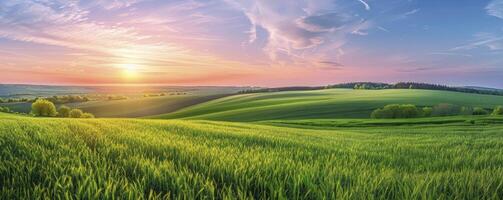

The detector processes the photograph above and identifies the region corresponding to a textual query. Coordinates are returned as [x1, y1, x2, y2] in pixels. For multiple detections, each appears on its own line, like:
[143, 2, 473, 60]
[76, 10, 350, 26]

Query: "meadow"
[1, 112, 503, 199]
[153, 89, 503, 121]
[0, 85, 244, 117]
[2, 88, 503, 199]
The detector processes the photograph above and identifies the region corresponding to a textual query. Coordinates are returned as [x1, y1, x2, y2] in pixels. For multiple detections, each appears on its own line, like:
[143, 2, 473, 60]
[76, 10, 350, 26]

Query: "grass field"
[152, 89, 503, 121]
[2, 112, 503, 199]
[0, 85, 245, 117]
[1, 94, 229, 118]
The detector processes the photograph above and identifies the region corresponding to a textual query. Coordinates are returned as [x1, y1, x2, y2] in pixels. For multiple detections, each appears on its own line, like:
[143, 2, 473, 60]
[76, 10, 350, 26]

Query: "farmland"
[2, 112, 503, 199]
[2, 87, 503, 199]
[153, 89, 503, 121]
[0, 85, 245, 117]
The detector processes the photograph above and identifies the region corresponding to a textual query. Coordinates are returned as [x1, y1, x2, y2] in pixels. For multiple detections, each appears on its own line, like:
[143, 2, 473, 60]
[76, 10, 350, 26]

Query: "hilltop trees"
[31, 99, 57, 117]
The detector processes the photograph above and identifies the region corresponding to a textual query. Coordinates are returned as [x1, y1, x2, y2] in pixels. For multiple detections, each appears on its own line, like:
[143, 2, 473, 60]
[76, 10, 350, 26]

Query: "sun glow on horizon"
[120, 64, 140, 80]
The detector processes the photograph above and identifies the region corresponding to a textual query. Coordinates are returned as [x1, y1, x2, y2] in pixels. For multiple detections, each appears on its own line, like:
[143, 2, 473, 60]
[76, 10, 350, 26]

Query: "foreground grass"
[2, 113, 503, 199]
[152, 89, 503, 121]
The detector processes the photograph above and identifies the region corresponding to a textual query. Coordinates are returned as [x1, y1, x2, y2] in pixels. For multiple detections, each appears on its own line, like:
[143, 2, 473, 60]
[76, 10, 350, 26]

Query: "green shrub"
[492, 106, 503, 116]
[0, 107, 4, 112]
[472, 107, 488, 115]
[69, 109, 83, 118]
[371, 104, 421, 119]
[81, 113, 95, 118]
[31, 99, 57, 117]
[58, 106, 71, 118]
[422, 107, 433, 117]
[432, 103, 461, 116]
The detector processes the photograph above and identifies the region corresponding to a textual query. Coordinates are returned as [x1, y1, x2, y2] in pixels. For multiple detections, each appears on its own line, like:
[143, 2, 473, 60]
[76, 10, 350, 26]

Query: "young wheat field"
[2, 113, 503, 199]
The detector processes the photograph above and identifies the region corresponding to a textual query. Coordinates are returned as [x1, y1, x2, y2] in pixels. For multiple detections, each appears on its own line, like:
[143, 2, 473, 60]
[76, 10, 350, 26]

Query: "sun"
[121, 64, 139, 79]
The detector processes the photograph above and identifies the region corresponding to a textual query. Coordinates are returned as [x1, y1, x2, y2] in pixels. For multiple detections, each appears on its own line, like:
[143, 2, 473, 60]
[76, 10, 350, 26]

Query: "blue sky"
[0, 0, 502, 87]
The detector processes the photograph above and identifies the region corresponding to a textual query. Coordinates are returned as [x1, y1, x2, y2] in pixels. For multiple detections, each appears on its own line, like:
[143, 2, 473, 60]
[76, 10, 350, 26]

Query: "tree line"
[329, 82, 503, 96]
[0, 95, 90, 104]
[371, 104, 503, 119]
[237, 82, 503, 96]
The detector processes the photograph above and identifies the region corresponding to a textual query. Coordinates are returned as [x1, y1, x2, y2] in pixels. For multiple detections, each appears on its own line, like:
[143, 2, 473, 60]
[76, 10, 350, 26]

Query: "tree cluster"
[371, 104, 431, 119]
[329, 82, 503, 96]
[44, 95, 90, 104]
[371, 103, 503, 119]
[31, 99, 94, 118]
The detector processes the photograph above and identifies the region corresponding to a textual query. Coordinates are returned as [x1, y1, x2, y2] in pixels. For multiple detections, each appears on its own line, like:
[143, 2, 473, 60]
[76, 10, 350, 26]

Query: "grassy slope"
[70, 94, 229, 118]
[2, 113, 503, 199]
[151, 89, 503, 121]
[1, 94, 229, 118]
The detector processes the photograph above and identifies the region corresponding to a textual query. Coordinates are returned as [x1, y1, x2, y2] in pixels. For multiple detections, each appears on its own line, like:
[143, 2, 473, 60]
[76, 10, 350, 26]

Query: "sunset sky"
[1, 0, 503, 87]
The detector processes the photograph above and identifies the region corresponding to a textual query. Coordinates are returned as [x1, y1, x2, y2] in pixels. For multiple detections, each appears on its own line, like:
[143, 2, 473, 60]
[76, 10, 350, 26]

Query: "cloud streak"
[357, 0, 370, 11]
[486, 0, 503, 19]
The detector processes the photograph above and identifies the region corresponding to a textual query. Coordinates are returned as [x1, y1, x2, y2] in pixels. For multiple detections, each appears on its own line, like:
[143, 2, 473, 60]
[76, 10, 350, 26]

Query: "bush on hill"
[472, 107, 489, 115]
[31, 99, 58, 117]
[492, 106, 503, 116]
[81, 113, 95, 118]
[422, 107, 433, 117]
[371, 104, 422, 119]
[69, 109, 83, 118]
[58, 106, 71, 118]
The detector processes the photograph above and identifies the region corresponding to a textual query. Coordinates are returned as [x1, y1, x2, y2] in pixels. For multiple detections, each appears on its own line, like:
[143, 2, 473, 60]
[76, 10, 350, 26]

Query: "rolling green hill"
[68, 94, 229, 118]
[0, 85, 245, 118]
[1, 94, 229, 118]
[2, 113, 503, 199]
[151, 89, 503, 121]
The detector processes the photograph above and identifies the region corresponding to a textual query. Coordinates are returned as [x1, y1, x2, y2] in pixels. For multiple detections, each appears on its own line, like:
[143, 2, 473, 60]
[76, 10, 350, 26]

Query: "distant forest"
[238, 82, 503, 96]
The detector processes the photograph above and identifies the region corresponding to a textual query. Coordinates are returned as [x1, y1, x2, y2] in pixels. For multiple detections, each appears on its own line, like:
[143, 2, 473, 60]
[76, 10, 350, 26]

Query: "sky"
[1, 0, 503, 87]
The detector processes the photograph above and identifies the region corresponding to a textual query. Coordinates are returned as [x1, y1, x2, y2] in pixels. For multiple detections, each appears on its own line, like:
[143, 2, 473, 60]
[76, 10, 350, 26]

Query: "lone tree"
[58, 106, 71, 118]
[31, 99, 57, 117]
[69, 109, 83, 118]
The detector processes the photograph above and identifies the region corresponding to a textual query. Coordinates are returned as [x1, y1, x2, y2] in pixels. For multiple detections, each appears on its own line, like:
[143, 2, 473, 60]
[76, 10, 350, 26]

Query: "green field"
[2, 112, 503, 199]
[152, 89, 503, 121]
[2, 88, 503, 199]
[1, 94, 228, 118]
[0, 85, 245, 117]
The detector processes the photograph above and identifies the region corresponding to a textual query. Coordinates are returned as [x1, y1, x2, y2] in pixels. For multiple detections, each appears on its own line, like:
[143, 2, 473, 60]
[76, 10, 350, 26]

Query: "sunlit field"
[154, 89, 503, 121]
[2, 0, 503, 199]
[2, 113, 503, 199]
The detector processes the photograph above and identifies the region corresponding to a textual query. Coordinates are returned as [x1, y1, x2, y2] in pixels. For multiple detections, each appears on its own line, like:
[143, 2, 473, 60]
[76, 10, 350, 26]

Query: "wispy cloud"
[222, 0, 384, 67]
[357, 0, 371, 11]
[428, 52, 473, 57]
[486, 0, 503, 19]
[0, 0, 257, 83]
[451, 33, 503, 51]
